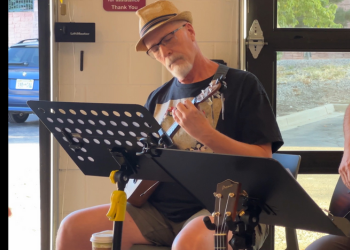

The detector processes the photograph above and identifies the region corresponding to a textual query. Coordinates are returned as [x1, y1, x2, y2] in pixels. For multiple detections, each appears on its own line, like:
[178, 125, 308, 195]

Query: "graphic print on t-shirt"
[153, 94, 223, 152]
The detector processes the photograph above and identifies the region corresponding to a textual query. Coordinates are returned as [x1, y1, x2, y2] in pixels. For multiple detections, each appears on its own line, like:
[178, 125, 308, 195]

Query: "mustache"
[167, 55, 183, 68]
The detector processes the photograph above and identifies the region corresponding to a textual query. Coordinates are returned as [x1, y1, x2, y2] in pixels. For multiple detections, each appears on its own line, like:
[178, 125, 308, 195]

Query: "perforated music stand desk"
[28, 100, 176, 250]
[28, 100, 350, 250]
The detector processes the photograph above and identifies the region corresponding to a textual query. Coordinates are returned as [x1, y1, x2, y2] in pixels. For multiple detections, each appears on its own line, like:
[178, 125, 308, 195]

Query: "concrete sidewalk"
[277, 104, 348, 132]
[277, 104, 347, 149]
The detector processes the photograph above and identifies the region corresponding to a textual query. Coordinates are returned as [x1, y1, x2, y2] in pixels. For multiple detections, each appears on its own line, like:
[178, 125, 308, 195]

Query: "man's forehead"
[145, 21, 183, 45]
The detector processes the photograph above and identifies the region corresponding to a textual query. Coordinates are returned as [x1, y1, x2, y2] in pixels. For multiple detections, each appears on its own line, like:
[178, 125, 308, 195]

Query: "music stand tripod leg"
[106, 170, 129, 250]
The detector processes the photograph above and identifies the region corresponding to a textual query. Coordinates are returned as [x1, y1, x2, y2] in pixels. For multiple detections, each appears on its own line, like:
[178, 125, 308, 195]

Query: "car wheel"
[8, 112, 30, 123]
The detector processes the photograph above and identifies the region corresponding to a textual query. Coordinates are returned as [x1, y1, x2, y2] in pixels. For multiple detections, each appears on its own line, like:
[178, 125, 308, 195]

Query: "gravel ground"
[276, 58, 350, 117]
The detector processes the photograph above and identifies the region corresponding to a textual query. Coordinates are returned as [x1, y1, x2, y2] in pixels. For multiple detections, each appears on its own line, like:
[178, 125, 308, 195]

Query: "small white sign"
[16, 79, 34, 89]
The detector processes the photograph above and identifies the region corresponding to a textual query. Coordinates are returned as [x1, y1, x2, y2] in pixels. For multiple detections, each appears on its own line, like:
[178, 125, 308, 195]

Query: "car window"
[8, 47, 39, 67]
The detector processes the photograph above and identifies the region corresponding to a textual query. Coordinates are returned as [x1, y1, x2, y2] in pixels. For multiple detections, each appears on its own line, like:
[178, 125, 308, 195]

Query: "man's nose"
[158, 44, 172, 58]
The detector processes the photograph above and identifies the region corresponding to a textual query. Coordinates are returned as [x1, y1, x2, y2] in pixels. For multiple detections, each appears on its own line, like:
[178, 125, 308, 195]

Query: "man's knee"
[306, 235, 350, 250]
[56, 209, 88, 241]
[172, 216, 211, 250]
[56, 205, 112, 247]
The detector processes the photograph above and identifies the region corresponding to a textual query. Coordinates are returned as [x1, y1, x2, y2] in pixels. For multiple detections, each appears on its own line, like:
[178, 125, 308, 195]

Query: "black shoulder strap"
[212, 63, 230, 81]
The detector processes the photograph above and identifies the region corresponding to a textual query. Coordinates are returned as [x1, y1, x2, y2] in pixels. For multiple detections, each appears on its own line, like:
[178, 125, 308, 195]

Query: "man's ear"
[186, 23, 196, 41]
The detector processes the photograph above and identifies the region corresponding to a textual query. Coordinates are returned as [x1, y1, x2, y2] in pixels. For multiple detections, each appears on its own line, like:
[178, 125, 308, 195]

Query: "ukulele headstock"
[195, 79, 222, 104]
[213, 179, 241, 233]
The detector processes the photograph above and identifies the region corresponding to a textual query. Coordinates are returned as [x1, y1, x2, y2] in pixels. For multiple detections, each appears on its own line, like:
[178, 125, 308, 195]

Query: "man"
[55, 1, 283, 250]
[305, 104, 350, 250]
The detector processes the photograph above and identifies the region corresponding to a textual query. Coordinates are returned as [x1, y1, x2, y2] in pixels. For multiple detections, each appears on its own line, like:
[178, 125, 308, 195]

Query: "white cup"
[90, 230, 113, 250]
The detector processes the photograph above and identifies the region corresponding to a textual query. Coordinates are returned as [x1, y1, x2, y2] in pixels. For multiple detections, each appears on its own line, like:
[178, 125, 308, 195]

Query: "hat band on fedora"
[140, 13, 177, 37]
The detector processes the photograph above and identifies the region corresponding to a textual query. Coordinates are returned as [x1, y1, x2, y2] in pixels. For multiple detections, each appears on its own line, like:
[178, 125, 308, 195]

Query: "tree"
[277, 0, 343, 28]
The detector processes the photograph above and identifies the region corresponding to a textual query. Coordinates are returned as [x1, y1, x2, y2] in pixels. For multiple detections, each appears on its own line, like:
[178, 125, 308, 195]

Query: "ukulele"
[328, 176, 350, 221]
[125, 79, 224, 207]
[203, 179, 241, 250]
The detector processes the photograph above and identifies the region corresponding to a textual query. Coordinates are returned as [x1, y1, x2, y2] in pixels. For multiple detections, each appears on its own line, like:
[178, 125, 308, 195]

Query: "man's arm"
[173, 99, 272, 158]
[339, 104, 350, 189]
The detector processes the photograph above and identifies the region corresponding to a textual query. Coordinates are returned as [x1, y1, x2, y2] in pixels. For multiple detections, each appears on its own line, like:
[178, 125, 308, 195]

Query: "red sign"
[103, 0, 146, 11]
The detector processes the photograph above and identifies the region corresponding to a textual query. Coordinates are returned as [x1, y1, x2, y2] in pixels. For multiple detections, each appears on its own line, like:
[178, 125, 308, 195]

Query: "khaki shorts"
[127, 201, 269, 249]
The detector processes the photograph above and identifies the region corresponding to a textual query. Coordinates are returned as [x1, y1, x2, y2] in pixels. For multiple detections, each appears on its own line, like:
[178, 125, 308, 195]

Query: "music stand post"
[28, 100, 350, 250]
[106, 134, 166, 250]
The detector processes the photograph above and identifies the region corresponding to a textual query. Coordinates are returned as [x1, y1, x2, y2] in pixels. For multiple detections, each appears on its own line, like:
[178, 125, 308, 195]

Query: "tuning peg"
[219, 75, 227, 88]
[225, 215, 237, 232]
[240, 190, 248, 197]
[238, 209, 246, 217]
[203, 216, 216, 230]
[212, 212, 220, 217]
[213, 192, 222, 198]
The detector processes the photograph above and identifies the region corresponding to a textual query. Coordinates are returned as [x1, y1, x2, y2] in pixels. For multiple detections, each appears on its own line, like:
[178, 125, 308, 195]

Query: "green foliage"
[277, 0, 343, 28]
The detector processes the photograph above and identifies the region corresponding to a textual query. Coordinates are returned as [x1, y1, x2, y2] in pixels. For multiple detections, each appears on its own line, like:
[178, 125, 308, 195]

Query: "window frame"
[246, 0, 350, 174]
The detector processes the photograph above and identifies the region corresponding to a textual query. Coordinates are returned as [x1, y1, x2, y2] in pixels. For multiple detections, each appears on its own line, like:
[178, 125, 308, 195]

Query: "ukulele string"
[220, 195, 231, 248]
[215, 195, 221, 250]
[221, 195, 230, 233]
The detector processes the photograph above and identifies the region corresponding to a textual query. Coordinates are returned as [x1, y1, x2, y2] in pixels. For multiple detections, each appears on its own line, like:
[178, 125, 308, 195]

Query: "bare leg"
[171, 216, 234, 250]
[172, 215, 267, 250]
[305, 235, 350, 250]
[56, 204, 152, 250]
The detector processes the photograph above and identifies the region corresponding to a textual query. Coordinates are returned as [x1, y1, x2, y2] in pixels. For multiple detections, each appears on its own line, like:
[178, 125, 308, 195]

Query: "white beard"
[167, 56, 193, 80]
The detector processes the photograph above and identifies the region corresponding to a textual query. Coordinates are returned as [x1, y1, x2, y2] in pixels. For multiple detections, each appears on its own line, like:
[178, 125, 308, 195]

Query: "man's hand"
[173, 99, 214, 142]
[173, 99, 272, 158]
[339, 104, 350, 189]
[339, 152, 350, 189]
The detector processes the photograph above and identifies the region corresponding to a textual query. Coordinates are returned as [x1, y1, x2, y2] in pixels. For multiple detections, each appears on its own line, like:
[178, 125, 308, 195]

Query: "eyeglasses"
[146, 24, 187, 59]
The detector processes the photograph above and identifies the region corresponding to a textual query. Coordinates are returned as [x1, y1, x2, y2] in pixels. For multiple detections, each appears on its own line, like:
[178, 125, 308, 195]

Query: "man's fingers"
[342, 174, 350, 190]
[340, 173, 347, 187]
[184, 99, 196, 110]
[339, 167, 350, 189]
[173, 106, 183, 122]
[345, 170, 350, 189]
[176, 102, 186, 112]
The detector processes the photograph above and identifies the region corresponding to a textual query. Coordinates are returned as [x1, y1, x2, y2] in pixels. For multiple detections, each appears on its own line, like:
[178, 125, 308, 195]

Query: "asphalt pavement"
[8, 114, 40, 144]
[281, 113, 345, 148]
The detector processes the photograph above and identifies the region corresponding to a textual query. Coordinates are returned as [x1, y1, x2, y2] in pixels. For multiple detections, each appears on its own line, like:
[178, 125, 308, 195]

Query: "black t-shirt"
[144, 67, 284, 222]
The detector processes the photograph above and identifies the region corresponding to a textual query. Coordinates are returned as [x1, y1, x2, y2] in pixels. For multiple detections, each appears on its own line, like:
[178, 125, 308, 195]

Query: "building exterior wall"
[8, 0, 38, 47]
[338, 0, 350, 11]
[281, 52, 350, 60]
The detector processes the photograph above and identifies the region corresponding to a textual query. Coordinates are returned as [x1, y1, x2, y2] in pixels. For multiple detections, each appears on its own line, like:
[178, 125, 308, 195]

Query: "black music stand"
[27, 100, 350, 250]
[27, 100, 175, 250]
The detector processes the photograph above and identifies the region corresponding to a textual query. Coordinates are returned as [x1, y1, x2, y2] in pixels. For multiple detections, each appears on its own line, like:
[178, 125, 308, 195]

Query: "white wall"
[54, 0, 239, 237]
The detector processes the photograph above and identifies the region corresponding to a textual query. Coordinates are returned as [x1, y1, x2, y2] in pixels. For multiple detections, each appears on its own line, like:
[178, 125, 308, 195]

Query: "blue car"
[8, 38, 39, 123]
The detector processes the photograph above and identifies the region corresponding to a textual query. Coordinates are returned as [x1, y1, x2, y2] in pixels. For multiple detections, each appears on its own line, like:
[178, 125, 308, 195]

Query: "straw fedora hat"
[135, 0, 192, 52]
